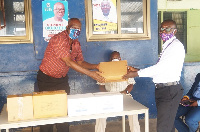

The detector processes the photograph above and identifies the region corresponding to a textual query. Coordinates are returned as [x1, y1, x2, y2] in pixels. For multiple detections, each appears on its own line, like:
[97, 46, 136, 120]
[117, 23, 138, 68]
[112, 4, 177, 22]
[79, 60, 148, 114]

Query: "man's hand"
[123, 71, 138, 79]
[190, 100, 198, 107]
[89, 71, 105, 83]
[180, 99, 196, 107]
[128, 66, 139, 72]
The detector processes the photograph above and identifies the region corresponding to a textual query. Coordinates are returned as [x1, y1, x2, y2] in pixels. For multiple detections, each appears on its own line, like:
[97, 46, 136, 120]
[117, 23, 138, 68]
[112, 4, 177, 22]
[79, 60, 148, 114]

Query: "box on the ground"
[7, 94, 33, 121]
[93, 92, 123, 114]
[33, 90, 67, 119]
[67, 93, 96, 117]
[99, 60, 128, 82]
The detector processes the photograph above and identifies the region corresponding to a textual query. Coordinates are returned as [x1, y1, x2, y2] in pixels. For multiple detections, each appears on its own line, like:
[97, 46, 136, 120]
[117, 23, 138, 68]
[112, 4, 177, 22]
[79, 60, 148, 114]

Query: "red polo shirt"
[39, 30, 84, 78]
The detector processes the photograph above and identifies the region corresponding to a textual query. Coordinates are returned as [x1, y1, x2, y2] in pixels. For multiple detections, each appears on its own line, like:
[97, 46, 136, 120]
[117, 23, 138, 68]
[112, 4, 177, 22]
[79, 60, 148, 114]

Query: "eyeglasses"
[54, 8, 65, 12]
[160, 27, 176, 32]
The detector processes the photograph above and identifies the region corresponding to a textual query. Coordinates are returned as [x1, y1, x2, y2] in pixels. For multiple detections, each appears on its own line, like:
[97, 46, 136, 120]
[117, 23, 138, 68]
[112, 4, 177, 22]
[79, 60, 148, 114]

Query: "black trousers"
[37, 70, 70, 132]
[155, 84, 183, 132]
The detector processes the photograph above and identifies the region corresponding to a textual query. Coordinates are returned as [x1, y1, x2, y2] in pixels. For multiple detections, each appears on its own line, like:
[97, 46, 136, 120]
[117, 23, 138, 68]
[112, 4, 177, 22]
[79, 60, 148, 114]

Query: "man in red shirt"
[37, 18, 105, 132]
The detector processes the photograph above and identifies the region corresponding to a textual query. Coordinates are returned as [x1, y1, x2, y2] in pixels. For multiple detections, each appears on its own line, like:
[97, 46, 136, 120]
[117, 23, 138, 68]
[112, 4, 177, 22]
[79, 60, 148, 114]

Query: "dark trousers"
[37, 70, 70, 132]
[155, 84, 183, 132]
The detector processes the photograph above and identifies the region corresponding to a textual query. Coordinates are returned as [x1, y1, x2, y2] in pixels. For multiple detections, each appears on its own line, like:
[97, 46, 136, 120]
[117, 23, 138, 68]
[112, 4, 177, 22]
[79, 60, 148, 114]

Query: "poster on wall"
[92, 0, 117, 34]
[42, 1, 68, 42]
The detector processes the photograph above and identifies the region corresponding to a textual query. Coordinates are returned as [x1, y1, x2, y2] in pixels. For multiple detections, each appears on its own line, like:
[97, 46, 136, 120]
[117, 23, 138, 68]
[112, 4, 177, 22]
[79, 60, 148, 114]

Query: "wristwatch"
[126, 90, 129, 94]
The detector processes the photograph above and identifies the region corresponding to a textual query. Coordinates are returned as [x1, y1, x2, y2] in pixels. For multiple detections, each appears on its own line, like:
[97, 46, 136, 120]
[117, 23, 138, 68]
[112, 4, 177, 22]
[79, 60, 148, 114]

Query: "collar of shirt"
[162, 36, 176, 50]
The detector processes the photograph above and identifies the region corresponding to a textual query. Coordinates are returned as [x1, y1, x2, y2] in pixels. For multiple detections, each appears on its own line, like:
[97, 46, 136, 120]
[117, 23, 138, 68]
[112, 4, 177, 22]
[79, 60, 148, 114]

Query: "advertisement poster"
[42, 1, 68, 42]
[92, 0, 117, 33]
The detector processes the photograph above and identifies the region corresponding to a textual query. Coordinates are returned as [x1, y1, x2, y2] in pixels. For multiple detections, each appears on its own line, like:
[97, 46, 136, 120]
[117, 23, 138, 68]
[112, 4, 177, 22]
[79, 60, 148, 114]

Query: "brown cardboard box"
[33, 90, 67, 119]
[7, 94, 33, 121]
[99, 60, 128, 82]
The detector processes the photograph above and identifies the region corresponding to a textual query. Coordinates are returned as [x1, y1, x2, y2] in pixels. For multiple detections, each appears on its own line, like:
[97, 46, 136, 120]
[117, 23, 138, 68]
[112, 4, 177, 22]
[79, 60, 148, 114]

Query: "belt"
[155, 81, 180, 88]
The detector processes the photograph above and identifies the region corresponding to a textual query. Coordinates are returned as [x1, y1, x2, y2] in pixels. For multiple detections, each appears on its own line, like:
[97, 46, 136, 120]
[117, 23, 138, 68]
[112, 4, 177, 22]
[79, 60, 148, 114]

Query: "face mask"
[112, 59, 120, 61]
[69, 28, 81, 40]
[159, 32, 174, 42]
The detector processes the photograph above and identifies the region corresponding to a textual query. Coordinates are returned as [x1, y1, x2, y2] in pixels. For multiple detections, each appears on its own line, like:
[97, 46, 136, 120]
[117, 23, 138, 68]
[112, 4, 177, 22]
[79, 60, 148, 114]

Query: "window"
[0, 0, 33, 44]
[85, 0, 151, 42]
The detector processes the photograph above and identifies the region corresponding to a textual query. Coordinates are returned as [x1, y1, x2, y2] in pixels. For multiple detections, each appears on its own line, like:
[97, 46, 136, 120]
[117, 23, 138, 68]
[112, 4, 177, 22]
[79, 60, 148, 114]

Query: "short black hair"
[110, 51, 120, 57]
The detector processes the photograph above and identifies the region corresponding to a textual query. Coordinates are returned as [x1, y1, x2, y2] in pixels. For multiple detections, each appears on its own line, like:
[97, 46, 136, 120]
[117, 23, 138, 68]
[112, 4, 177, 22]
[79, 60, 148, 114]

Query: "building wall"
[0, 0, 199, 121]
[158, 0, 200, 9]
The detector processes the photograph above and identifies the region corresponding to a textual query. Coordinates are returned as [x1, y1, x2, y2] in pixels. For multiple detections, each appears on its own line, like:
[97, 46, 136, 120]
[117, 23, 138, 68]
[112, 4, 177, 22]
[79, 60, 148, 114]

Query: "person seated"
[95, 51, 140, 132]
[175, 73, 200, 132]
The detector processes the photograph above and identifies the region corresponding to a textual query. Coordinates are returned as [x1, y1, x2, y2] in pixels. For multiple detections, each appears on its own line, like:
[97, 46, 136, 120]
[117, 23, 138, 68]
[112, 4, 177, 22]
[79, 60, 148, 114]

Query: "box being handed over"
[7, 94, 33, 121]
[33, 90, 67, 119]
[99, 60, 128, 82]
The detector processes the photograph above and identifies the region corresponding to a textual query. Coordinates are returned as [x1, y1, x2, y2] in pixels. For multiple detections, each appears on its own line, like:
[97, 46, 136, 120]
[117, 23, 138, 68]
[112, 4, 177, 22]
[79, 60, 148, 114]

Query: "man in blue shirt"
[175, 73, 200, 132]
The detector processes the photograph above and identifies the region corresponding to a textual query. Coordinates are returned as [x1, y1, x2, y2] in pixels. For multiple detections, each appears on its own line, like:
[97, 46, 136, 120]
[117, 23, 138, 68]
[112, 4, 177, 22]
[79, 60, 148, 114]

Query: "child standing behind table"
[95, 51, 140, 132]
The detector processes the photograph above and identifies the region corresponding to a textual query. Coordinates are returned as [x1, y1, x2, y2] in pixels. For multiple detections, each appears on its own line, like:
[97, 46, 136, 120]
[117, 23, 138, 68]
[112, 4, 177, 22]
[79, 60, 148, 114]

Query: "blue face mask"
[69, 28, 81, 40]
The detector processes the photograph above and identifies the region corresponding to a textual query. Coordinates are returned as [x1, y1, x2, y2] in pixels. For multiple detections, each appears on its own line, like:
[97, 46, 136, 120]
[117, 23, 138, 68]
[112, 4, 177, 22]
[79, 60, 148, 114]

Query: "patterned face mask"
[159, 32, 174, 42]
[69, 28, 81, 40]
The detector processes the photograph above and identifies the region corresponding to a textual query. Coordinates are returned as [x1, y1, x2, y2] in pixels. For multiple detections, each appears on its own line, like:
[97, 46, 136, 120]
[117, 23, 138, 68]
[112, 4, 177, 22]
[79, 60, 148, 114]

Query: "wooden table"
[0, 95, 149, 132]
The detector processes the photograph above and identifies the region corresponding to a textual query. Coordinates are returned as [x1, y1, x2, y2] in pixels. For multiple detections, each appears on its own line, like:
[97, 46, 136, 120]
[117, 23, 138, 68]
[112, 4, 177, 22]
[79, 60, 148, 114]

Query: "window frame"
[85, 0, 151, 42]
[0, 0, 33, 44]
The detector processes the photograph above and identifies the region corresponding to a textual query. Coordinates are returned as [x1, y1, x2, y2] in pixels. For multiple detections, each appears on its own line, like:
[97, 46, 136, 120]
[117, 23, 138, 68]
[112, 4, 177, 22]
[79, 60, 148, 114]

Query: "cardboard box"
[93, 92, 123, 114]
[99, 60, 127, 82]
[7, 94, 33, 121]
[67, 92, 123, 117]
[67, 93, 96, 117]
[33, 90, 67, 119]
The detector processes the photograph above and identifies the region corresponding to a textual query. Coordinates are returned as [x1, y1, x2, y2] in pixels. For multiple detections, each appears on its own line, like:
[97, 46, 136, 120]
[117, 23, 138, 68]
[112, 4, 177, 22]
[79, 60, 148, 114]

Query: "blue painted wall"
[1, 0, 200, 122]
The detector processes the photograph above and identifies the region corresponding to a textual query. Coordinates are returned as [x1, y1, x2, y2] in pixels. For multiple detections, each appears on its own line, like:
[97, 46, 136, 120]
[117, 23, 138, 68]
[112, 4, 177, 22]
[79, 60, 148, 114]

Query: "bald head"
[68, 18, 81, 27]
[161, 19, 177, 29]
[66, 18, 82, 31]
[54, 2, 64, 10]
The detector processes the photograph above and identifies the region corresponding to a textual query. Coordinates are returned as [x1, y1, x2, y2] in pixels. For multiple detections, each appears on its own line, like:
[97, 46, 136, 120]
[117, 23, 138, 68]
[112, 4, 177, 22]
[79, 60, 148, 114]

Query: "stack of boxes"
[7, 91, 123, 121]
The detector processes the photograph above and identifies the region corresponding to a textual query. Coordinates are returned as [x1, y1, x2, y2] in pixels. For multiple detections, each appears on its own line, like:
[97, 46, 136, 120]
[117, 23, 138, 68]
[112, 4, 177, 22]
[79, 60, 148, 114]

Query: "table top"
[0, 94, 148, 129]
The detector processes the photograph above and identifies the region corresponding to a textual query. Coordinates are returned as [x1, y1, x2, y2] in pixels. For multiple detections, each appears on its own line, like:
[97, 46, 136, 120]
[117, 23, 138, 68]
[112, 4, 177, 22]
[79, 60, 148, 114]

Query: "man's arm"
[121, 84, 133, 94]
[77, 61, 99, 70]
[62, 56, 105, 83]
[128, 66, 139, 72]
[123, 71, 139, 79]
